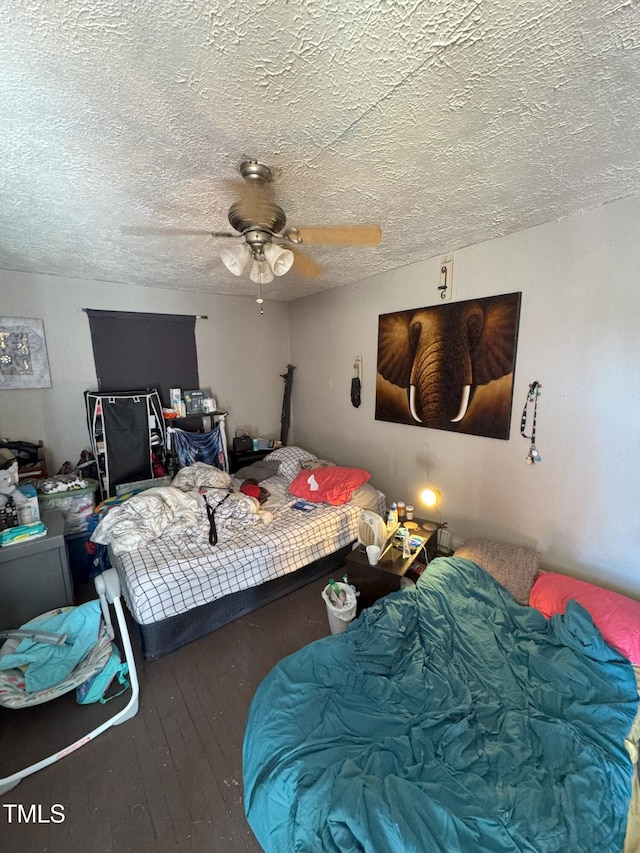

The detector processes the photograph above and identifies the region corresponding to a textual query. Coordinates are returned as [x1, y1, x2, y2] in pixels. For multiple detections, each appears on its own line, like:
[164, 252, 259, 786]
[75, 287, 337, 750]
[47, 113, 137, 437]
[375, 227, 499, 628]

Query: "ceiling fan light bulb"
[264, 243, 294, 276]
[249, 258, 274, 285]
[220, 243, 250, 276]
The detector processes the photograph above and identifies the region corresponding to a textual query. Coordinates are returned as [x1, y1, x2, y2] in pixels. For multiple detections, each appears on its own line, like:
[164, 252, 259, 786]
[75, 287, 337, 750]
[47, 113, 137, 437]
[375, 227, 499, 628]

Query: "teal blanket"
[0, 600, 101, 692]
[243, 558, 638, 853]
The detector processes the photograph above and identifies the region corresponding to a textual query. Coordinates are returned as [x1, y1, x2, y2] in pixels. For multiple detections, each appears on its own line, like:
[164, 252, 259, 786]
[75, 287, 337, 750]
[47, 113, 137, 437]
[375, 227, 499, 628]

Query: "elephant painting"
[375, 292, 521, 440]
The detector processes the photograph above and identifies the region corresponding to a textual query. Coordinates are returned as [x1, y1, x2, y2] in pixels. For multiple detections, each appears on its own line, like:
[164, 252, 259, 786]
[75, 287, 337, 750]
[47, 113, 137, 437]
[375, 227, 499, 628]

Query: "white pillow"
[265, 446, 317, 482]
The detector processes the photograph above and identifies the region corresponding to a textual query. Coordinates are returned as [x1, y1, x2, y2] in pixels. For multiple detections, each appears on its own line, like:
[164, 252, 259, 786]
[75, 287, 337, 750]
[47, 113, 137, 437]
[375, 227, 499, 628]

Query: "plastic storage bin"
[37, 480, 98, 535]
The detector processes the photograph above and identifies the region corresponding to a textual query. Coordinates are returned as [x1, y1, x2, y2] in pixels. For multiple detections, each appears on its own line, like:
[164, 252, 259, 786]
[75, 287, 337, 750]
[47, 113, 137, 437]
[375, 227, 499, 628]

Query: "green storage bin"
[37, 480, 98, 535]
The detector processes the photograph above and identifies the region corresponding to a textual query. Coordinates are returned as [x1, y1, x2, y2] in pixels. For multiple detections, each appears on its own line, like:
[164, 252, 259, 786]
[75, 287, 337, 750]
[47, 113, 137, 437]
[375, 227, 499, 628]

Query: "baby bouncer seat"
[0, 568, 139, 794]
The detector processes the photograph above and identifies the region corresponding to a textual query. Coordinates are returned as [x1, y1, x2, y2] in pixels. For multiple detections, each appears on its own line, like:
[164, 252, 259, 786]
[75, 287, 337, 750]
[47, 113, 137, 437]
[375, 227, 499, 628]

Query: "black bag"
[232, 430, 252, 453]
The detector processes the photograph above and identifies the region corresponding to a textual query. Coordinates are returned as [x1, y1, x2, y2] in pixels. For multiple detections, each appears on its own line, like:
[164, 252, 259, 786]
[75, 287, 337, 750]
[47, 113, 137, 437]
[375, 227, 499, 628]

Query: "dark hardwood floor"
[1, 570, 342, 853]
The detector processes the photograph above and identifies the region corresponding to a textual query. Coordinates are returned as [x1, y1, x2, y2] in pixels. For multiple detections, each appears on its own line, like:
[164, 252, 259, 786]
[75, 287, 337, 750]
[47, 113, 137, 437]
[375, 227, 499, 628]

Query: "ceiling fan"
[124, 160, 382, 299]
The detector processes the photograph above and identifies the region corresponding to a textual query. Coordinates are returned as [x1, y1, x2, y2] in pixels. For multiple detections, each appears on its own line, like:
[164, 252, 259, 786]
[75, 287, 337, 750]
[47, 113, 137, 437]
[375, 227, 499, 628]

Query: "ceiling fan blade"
[290, 247, 325, 278]
[121, 226, 236, 238]
[284, 224, 382, 247]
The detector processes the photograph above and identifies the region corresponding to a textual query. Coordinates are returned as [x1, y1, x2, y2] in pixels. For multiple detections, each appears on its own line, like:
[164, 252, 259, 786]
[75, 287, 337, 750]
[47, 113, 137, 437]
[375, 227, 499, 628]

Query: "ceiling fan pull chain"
[521, 381, 542, 464]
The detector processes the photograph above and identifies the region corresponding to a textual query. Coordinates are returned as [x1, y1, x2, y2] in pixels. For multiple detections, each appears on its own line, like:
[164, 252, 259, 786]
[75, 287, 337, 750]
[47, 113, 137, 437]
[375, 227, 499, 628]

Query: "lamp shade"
[220, 243, 250, 276]
[421, 487, 441, 508]
[264, 243, 294, 276]
[250, 258, 275, 285]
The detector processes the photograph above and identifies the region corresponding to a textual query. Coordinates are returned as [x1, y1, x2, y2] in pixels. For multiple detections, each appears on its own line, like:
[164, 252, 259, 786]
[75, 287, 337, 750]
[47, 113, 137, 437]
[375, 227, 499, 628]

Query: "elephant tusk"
[451, 384, 472, 422]
[408, 385, 422, 423]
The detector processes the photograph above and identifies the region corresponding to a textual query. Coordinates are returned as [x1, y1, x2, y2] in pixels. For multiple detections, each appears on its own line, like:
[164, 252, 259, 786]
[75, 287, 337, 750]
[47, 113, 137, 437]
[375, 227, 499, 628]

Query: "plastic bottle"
[387, 502, 398, 528]
[402, 529, 411, 558]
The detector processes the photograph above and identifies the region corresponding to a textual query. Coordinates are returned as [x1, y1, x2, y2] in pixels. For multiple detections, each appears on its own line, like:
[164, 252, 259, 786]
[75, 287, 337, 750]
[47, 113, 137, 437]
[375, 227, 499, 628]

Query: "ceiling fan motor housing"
[239, 160, 272, 184]
[227, 201, 287, 236]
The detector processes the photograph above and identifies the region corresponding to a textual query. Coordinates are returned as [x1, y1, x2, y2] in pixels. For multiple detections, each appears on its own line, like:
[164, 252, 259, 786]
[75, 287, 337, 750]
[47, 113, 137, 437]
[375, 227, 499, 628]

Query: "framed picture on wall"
[375, 292, 522, 440]
[0, 317, 52, 389]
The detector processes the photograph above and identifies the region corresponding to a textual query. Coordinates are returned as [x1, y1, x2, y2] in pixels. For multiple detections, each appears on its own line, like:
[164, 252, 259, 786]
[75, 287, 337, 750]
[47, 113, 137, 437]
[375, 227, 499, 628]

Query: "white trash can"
[322, 582, 358, 635]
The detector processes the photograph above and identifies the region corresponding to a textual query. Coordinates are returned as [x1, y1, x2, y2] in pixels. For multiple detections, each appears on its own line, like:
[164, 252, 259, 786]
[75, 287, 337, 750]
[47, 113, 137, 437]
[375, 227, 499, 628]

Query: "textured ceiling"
[2, 0, 640, 301]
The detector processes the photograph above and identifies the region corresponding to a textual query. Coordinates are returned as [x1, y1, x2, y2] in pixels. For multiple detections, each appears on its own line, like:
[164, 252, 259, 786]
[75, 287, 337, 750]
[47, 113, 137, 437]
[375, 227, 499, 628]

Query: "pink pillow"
[290, 467, 371, 506]
[530, 573, 640, 664]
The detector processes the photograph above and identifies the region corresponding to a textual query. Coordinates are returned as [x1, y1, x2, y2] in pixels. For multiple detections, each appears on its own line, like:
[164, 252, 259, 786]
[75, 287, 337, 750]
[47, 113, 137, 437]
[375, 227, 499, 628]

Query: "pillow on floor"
[530, 573, 640, 664]
[454, 538, 540, 605]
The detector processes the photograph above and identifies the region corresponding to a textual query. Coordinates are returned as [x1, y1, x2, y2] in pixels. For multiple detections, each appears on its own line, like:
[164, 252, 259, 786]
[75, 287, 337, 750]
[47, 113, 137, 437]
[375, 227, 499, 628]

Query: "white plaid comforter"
[108, 475, 386, 625]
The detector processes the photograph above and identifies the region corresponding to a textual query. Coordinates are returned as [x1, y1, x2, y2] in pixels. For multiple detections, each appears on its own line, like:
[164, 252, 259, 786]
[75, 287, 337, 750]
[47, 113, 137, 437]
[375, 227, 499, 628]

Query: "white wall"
[289, 196, 640, 597]
[0, 271, 290, 472]
[3, 198, 638, 596]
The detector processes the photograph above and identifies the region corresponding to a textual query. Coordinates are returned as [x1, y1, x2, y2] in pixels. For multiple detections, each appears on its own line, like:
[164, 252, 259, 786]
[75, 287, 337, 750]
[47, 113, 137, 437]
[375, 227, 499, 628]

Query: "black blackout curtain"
[85, 309, 199, 407]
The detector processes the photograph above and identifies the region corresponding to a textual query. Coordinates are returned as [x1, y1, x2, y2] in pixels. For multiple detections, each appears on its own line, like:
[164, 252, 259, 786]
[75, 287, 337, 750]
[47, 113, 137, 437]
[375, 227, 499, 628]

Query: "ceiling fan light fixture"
[250, 258, 274, 285]
[264, 242, 294, 276]
[220, 243, 250, 276]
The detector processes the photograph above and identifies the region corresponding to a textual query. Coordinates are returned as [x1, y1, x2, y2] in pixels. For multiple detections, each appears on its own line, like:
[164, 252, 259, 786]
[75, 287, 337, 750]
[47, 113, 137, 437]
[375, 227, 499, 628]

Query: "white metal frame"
[0, 569, 139, 795]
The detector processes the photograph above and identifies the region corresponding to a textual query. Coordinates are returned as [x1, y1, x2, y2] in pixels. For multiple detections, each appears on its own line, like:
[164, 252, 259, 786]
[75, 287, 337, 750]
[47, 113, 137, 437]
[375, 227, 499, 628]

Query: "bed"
[243, 541, 640, 853]
[91, 446, 386, 660]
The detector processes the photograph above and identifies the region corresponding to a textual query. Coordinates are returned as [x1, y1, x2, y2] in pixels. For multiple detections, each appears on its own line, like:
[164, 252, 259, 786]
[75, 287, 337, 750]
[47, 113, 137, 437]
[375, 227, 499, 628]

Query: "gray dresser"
[0, 510, 74, 627]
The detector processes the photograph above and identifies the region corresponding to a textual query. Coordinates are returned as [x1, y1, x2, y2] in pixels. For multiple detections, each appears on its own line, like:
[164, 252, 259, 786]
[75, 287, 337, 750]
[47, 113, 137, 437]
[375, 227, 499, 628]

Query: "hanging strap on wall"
[521, 381, 542, 465]
[351, 356, 362, 408]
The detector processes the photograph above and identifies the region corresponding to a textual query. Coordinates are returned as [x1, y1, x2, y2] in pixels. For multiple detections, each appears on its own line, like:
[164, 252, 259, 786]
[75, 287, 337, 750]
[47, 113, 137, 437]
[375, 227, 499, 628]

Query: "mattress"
[109, 474, 386, 626]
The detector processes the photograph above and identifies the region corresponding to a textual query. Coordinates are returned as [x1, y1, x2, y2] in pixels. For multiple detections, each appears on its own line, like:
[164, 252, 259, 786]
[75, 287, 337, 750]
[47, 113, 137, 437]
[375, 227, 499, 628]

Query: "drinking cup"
[366, 545, 381, 566]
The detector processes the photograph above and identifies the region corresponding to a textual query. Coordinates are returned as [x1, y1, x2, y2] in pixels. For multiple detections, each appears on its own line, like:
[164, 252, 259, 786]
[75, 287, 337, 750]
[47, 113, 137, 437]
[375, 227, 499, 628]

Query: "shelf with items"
[167, 411, 228, 433]
[164, 410, 229, 474]
[345, 536, 427, 611]
[345, 516, 442, 610]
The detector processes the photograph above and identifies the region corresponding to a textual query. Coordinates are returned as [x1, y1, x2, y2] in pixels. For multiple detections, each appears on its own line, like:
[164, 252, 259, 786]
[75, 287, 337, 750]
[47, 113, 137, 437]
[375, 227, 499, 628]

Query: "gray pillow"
[454, 538, 540, 605]
[234, 460, 281, 482]
[348, 483, 381, 512]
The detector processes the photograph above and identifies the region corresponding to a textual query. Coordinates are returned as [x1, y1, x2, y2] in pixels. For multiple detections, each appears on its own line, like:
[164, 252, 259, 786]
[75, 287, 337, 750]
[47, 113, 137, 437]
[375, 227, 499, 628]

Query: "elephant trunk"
[408, 379, 471, 425]
[408, 334, 473, 427]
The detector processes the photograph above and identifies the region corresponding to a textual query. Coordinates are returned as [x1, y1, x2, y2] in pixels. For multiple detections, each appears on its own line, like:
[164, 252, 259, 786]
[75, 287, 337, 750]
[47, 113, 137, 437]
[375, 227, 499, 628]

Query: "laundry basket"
[0, 568, 139, 795]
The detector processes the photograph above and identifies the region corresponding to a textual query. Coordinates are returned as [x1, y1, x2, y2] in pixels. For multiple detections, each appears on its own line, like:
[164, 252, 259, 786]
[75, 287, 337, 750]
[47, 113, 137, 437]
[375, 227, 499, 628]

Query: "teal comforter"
[243, 558, 638, 853]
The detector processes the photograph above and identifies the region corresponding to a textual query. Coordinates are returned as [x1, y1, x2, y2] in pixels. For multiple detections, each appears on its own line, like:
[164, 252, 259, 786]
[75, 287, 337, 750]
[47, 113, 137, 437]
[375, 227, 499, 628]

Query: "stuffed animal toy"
[0, 459, 28, 510]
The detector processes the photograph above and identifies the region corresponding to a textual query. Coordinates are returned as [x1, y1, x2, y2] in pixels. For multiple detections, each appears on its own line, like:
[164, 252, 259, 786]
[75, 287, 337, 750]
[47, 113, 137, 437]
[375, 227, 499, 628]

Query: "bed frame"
[134, 543, 352, 660]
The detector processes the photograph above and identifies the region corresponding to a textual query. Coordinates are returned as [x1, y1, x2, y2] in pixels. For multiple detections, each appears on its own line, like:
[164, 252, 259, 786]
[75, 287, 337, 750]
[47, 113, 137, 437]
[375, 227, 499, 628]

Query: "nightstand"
[229, 447, 272, 474]
[345, 517, 439, 610]
[0, 510, 73, 627]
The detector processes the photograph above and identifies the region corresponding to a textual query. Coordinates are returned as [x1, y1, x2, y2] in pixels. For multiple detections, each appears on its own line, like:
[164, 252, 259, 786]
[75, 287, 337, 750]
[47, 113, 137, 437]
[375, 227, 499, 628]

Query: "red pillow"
[290, 467, 371, 506]
[530, 573, 640, 664]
